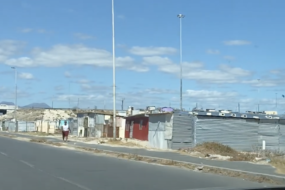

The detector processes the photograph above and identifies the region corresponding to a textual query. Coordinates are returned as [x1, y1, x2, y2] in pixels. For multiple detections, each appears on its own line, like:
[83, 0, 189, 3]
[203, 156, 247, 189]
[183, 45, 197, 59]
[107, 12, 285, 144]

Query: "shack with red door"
[125, 114, 149, 141]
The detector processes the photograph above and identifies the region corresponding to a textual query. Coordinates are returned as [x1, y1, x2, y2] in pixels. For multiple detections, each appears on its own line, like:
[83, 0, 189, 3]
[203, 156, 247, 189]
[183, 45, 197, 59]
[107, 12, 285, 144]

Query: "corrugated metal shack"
[76, 113, 96, 137]
[3, 121, 36, 132]
[148, 111, 195, 150]
[194, 110, 285, 151]
[125, 114, 149, 141]
[70, 112, 125, 138]
[95, 114, 105, 138]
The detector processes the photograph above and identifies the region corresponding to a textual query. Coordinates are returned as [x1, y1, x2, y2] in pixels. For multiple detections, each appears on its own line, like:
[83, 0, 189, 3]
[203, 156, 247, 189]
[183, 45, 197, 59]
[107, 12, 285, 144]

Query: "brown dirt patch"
[270, 156, 285, 174]
[106, 139, 143, 147]
[180, 142, 256, 161]
[30, 138, 63, 146]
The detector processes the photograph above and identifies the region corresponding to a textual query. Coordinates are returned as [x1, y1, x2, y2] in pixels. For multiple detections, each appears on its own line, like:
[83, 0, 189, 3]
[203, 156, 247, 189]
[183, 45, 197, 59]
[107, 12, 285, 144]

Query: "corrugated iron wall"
[195, 117, 259, 151]
[170, 112, 195, 150]
[258, 119, 279, 151]
[194, 113, 285, 152]
[3, 121, 36, 132]
[148, 113, 172, 150]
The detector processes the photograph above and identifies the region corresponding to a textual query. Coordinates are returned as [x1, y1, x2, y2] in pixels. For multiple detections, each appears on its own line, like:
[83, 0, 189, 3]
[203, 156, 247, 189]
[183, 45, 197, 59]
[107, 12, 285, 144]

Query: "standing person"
[61, 121, 70, 142]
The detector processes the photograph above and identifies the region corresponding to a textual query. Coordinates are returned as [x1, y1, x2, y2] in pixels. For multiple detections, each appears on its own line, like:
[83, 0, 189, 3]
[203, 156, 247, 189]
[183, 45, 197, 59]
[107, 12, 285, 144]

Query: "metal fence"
[194, 111, 285, 152]
[2, 121, 36, 132]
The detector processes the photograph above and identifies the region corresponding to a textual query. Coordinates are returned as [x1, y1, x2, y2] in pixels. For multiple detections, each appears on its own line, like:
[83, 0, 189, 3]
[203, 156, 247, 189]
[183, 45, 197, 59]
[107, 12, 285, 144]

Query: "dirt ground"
[178, 142, 285, 174]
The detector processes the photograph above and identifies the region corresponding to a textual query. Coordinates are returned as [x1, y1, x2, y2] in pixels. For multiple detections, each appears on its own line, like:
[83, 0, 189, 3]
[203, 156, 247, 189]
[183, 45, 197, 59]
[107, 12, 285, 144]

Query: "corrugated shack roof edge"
[125, 113, 149, 119]
[192, 111, 281, 119]
[125, 112, 179, 119]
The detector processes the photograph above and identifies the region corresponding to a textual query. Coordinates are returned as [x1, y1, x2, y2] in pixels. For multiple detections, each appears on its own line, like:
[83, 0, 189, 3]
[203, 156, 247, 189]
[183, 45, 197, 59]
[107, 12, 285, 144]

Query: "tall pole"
[177, 14, 185, 111]
[275, 93, 277, 108]
[257, 79, 260, 112]
[112, 0, 116, 139]
[68, 82, 70, 109]
[238, 102, 240, 113]
[121, 98, 124, 110]
[11, 67, 17, 131]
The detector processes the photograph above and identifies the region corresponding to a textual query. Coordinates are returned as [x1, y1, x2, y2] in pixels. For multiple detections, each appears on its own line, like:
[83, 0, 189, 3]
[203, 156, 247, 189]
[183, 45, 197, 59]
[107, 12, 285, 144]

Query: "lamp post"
[177, 14, 185, 110]
[112, 0, 116, 139]
[121, 98, 124, 110]
[11, 67, 17, 131]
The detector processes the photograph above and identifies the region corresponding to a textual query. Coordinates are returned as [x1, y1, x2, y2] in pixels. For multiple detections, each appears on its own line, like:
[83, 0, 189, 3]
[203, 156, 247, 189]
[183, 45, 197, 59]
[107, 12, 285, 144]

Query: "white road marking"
[0, 152, 7, 156]
[20, 160, 34, 168]
[58, 177, 91, 190]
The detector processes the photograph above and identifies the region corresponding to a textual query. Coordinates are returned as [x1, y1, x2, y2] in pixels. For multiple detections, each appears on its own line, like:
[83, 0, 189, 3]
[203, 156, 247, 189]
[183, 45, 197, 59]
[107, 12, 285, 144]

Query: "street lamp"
[177, 14, 185, 111]
[112, 0, 116, 139]
[11, 67, 17, 131]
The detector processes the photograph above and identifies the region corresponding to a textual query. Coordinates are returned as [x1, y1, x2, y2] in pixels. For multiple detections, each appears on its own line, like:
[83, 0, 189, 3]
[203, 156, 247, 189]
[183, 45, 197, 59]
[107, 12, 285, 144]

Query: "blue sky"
[0, 0, 285, 113]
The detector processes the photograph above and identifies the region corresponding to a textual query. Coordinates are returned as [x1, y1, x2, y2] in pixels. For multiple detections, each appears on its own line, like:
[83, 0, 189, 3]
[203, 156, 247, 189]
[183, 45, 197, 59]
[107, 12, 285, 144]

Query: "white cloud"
[20, 28, 49, 34]
[185, 90, 239, 105]
[223, 40, 251, 46]
[54, 85, 64, 91]
[5, 57, 34, 67]
[21, 28, 33, 33]
[206, 49, 220, 55]
[0, 40, 24, 62]
[74, 33, 95, 40]
[142, 56, 251, 84]
[64, 71, 71, 78]
[242, 78, 285, 87]
[223, 55, 235, 61]
[77, 79, 90, 84]
[37, 29, 48, 33]
[4, 44, 148, 72]
[129, 46, 177, 56]
[19, 72, 34, 79]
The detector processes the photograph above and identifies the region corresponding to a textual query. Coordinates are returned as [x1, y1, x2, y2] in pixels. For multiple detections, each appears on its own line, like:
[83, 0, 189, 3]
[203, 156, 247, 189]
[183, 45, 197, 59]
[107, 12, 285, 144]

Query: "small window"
[139, 120, 143, 130]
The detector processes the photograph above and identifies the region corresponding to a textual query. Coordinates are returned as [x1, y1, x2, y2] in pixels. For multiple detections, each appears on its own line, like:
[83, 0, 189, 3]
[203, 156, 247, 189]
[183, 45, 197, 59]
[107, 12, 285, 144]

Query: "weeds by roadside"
[179, 142, 257, 161]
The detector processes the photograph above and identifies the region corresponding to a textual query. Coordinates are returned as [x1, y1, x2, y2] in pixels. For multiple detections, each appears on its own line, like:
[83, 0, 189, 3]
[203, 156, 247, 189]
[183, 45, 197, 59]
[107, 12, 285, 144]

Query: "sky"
[0, 0, 285, 113]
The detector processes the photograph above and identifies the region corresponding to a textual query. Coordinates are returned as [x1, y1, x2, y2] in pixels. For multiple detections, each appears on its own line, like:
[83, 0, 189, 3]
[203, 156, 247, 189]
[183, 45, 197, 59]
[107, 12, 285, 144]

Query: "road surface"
[0, 136, 268, 190]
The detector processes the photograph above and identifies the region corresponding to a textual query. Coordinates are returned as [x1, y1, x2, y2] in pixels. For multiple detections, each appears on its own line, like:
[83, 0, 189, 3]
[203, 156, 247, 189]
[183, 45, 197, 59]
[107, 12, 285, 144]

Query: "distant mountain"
[0, 101, 14, 105]
[22, 103, 51, 109]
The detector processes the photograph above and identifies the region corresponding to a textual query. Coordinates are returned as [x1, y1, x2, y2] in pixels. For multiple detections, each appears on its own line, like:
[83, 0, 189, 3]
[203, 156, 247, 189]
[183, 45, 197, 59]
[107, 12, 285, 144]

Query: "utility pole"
[68, 83, 70, 108]
[275, 93, 278, 108]
[77, 98, 79, 108]
[238, 103, 240, 113]
[112, 0, 116, 139]
[121, 98, 124, 110]
[177, 14, 185, 111]
[257, 79, 260, 112]
[11, 67, 17, 131]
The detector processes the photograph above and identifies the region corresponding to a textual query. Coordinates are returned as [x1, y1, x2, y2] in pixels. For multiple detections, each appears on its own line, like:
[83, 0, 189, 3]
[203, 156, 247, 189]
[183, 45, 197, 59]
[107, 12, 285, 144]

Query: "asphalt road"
[0, 136, 269, 190]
